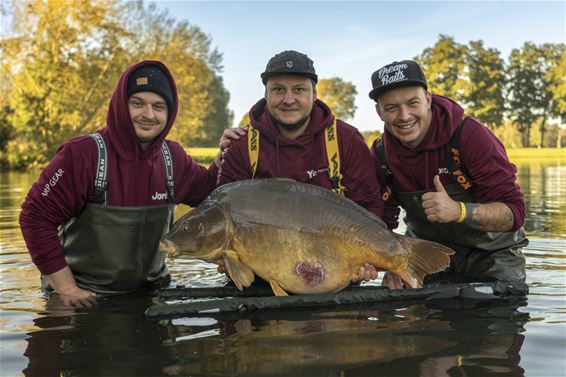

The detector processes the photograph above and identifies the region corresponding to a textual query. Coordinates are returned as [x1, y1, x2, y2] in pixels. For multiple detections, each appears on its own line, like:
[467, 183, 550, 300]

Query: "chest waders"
[247, 116, 347, 196]
[375, 119, 527, 282]
[53, 133, 175, 294]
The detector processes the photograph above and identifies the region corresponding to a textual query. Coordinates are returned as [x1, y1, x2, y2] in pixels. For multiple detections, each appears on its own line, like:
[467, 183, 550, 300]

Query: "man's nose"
[398, 106, 410, 120]
[142, 104, 156, 118]
[283, 91, 296, 104]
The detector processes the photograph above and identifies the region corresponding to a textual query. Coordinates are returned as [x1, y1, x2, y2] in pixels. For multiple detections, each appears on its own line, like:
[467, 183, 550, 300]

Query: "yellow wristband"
[457, 354, 463, 367]
[456, 202, 466, 223]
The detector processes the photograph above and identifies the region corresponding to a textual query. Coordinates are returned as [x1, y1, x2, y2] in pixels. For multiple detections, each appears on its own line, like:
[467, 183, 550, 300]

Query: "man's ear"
[375, 102, 383, 120]
[425, 91, 432, 108]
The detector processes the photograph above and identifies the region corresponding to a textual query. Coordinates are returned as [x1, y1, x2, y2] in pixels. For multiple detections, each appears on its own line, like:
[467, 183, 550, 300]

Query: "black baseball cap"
[127, 65, 174, 112]
[260, 50, 318, 85]
[368, 60, 428, 101]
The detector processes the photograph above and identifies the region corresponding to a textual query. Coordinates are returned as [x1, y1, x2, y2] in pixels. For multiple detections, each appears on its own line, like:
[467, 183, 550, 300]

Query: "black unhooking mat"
[145, 281, 528, 318]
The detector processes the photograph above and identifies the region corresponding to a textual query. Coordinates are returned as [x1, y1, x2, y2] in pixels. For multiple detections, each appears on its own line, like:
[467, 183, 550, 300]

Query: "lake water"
[1, 161, 564, 377]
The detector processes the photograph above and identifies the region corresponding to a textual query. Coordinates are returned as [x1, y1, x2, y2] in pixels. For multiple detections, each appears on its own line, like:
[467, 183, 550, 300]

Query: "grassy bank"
[187, 147, 564, 165]
[507, 148, 565, 163]
[186, 147, 218, 164]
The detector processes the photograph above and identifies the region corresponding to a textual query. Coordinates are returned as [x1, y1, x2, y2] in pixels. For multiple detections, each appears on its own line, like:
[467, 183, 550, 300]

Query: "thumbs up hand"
[421, 175, 461, 223]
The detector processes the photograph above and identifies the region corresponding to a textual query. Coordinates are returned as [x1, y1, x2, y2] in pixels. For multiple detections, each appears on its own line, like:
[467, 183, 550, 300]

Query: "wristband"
[456, 201, 466, 223]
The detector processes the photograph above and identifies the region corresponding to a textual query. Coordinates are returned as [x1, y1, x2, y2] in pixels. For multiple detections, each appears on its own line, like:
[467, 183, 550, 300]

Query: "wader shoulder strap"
[373, 136, 394, 201]
[161, 142, 175, 203]
[324, 117, 346, 196]
[247, 125, 260, 179]
[89, 133, 108, 204]
[445, 116, 473, 191]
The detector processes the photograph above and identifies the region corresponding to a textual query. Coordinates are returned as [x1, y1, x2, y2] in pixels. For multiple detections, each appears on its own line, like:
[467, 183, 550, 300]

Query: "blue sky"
[160, 1, 565, 131]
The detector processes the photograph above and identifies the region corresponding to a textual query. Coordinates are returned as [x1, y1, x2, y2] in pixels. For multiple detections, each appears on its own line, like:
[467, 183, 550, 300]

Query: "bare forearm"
[462, 202, 514, 232]
[47, 266, 97, 307]
[47, 266, 80, 293]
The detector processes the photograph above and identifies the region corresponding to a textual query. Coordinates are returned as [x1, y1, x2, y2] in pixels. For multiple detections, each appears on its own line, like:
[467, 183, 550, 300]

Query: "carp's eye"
[182, 225, 188, 231]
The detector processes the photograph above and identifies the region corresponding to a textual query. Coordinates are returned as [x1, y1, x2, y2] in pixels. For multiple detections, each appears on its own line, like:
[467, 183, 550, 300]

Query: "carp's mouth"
[159, 203, 233, 261]
[158, 239, 177, 256]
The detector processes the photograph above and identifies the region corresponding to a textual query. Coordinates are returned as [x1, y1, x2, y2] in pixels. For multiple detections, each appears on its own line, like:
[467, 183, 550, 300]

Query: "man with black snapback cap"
[218, 50, 385, 282]
[367, 60, 527, 288]
[20, 60, 220, 307]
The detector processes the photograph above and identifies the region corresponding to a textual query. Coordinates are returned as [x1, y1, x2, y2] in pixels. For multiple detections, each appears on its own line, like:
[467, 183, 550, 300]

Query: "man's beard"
[273, 114, 311, 132]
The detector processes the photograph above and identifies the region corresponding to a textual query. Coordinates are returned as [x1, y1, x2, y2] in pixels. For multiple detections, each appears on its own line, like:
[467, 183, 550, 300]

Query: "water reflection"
[515, 162, 566, 238]
[20, 294, 529, 377]
[23, 294, 178, 377]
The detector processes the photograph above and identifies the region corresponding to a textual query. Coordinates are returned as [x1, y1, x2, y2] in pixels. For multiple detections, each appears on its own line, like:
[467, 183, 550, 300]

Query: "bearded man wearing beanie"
[19, 61, 221, 307]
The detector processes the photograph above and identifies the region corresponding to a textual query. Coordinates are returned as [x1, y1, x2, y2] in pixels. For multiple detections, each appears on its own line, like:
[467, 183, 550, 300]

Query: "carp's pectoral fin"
[223, 250, 255, 291]
[269, 281, 289, 296]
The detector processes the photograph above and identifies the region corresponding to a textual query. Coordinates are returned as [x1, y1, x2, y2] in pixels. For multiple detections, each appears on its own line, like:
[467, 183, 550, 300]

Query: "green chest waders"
[54, 134, 175, 294]
[397, 183, 527, 282]
[375, 119, 527, 282]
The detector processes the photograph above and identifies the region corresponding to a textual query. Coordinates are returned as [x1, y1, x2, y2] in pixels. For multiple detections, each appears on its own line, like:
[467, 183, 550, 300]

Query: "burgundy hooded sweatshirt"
[371, 94, 525, 231]
[20, 60, 218, 276]
[218, 98, 384, 218]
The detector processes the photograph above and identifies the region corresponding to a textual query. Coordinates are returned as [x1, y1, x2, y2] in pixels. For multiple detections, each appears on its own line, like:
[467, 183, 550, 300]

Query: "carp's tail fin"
[397, 238, 454, 289]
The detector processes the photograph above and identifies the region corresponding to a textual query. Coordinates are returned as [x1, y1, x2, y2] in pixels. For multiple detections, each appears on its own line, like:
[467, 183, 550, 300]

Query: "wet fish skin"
[160, 178, 454, 296]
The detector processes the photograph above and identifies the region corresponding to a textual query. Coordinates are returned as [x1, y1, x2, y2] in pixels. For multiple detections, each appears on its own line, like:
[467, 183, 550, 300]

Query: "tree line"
[0, 2, 564, 170]
[1, 0, 232, 169]
[415, 35, 565, 149]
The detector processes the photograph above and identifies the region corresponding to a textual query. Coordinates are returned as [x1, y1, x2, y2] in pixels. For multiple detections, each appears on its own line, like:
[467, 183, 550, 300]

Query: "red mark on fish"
[295, 262, 325, 286]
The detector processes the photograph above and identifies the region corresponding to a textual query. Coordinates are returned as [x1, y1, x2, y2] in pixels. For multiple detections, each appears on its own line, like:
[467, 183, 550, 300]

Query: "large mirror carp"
[159, 179, 453, 296]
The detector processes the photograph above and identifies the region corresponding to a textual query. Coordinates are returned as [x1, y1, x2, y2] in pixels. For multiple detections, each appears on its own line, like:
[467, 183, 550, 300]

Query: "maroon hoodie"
[218, 98, 383, 218]
[371, 94, 525, 231]
[20, 60, 218, 276]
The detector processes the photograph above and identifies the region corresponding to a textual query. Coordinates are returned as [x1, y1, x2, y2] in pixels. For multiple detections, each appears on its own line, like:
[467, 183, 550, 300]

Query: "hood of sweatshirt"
[248, 98, 335, 144]
[105, 60, 179, 161]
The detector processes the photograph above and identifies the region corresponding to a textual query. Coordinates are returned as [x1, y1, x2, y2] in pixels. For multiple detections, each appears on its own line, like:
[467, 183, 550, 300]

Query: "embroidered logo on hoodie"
[152, 192, 168, 200]
[306, 168, 329, 179]
[41, 168, 65, 197]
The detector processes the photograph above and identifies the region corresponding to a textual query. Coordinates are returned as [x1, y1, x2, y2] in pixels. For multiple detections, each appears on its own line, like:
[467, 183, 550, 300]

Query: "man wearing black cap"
[217, 50, 385, 282]
[20, 60, 220, 307]
[368, 60, 527, 288]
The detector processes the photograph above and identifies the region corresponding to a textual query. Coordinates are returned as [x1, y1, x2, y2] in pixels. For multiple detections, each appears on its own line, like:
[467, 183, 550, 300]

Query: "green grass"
[186, 147, 218, 164]
[507, 148, 565, 162]
[185, 147, 565, 165]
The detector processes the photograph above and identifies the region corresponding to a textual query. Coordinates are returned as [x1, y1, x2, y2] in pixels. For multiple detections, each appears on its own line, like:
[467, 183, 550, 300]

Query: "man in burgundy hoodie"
[368, 60, 527, 289]
[19, 61, 219, 307]
[217, 50, 384, 282]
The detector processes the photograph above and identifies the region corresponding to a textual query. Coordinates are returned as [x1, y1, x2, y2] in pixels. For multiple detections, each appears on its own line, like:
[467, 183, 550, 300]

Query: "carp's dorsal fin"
[222, 250, 255, 290]
[269, 281, 289, 296]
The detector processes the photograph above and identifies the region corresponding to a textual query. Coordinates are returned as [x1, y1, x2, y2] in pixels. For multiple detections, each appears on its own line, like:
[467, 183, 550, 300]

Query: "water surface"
[0, 161, 564, 376]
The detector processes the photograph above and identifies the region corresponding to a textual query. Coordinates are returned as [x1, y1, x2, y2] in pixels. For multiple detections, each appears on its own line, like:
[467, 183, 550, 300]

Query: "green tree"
[507, 42, 564, 147]
[415, 35, 467, 100]
[537, 43, 564, 147]
[238, 113, 250, 127]
[547, 51, 566, 124]
[463, 41, 505, 129]
[0, 0, 231, 168]
[317, 77, 357, 121]
[194, 75, 233, 146]
[1, 0, 130, 167]
[362, 130, 382, 147]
